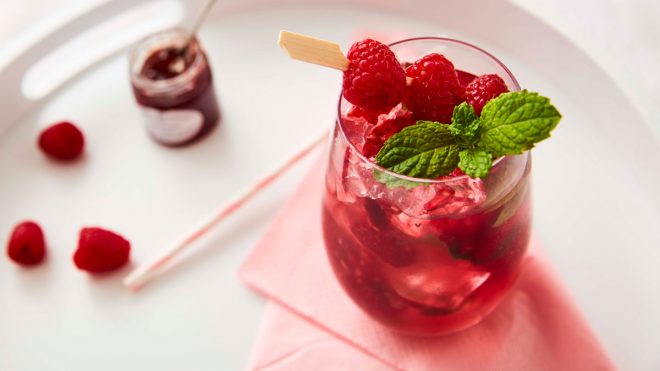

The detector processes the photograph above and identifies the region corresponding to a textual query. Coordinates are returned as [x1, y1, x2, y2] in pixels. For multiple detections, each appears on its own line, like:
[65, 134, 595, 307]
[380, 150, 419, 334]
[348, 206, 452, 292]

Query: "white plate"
[1, 0, 659, 370]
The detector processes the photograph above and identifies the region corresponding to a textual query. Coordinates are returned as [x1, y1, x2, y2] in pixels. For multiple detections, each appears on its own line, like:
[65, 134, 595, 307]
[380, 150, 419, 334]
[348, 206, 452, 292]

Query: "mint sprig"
[458, 149, 492, 179]
[374, 90, 561, 180]
[479, 91, 561, 157]
[375, 121, 460, 179]
[448, 103, 480, 146]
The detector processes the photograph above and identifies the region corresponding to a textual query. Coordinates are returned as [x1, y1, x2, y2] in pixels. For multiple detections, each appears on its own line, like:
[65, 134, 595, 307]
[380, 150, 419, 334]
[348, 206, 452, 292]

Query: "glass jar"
[129, 28, 220, 146]
[322, 37, 531, 335]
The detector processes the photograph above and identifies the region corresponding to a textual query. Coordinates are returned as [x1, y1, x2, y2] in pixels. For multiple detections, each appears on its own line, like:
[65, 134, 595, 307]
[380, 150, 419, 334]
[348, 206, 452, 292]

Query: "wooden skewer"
[123, 130, 328, 290]
[278, 30, 413, 85]
[278, 30, 349, 71]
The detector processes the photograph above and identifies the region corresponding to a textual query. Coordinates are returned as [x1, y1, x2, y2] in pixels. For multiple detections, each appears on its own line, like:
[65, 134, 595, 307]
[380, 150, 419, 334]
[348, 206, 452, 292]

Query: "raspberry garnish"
[73, 227, 131, 273]
[7, 221, 46, 266]
[456, 70, 476, 88]
[38, 121, 85, 161]
[449, 168, 466, 177]
[346, 105, 385, 124]
[362, 106, 415, 158]
[342, 39, 406, 111]
[404, 53, 465, 123]
[465, 74, 509, 115]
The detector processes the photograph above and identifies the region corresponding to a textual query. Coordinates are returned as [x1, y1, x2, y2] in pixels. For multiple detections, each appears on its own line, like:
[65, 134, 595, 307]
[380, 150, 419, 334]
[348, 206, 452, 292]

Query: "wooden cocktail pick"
[278, 30, 349, 71]
[278, 30, 412, 84]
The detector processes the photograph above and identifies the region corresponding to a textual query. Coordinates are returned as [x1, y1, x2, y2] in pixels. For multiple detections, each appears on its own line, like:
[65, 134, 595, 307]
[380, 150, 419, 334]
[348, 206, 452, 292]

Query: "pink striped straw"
[123, 130, 329, 290]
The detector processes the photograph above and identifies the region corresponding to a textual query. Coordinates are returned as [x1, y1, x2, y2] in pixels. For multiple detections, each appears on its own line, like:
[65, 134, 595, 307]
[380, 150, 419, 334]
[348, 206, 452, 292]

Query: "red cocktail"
[322, 38, 531, 335]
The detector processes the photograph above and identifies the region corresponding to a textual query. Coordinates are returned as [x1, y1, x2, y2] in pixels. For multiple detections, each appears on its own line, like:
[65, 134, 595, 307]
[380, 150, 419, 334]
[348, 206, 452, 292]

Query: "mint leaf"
[374, 90, 561, 182]
[375, 121, 460, 178]
[449, 103, 480, 146]
[478, 90, 561, 157]
[373, 169, 421, 189]
[458, 149, 492, 179]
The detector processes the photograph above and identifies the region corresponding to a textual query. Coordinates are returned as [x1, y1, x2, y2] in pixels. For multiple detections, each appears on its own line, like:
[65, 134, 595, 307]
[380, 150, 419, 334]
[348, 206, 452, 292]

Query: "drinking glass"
[321, 37, 531, 335]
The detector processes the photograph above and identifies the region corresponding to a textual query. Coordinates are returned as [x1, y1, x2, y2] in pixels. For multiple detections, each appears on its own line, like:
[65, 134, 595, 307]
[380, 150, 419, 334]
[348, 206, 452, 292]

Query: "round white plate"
[1, 0, 658, 370]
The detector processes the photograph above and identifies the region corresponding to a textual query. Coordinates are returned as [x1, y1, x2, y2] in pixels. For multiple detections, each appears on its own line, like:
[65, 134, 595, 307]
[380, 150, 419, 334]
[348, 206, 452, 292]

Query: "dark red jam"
[140, 47, 195, 80]
[130, 30, 220, 147]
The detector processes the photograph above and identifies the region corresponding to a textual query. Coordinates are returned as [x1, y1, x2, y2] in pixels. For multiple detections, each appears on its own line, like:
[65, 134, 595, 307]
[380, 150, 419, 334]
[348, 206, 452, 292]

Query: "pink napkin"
[239, 154, 615, 370]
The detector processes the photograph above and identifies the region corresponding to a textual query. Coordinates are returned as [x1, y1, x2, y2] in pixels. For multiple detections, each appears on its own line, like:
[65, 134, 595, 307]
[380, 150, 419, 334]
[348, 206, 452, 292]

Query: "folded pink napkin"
[239, 154, 615, 370]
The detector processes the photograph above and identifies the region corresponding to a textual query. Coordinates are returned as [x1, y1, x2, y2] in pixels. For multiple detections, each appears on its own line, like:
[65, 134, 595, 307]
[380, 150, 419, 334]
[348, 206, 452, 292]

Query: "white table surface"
[1, 1, 659, 370]
[509, 0, 660, 138]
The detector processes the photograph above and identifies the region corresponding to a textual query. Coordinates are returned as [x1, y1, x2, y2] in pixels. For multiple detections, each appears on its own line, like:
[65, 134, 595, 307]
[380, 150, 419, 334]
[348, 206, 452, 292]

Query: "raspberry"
[404, 53, 465, 123]
[465, 74, 509, 115]
[448, 168, 466, 177]
[456, 70, 476, 88]
[73, 227, 130, 273]
[362, 107, 415, 158]
[342, 39, 406, 111]
[6, 221, 46, 266]
[431, 168, 466, 183]
[38, 121, 84, 161]
[362, 197, 399, 230]
[346, 105, 384, 124]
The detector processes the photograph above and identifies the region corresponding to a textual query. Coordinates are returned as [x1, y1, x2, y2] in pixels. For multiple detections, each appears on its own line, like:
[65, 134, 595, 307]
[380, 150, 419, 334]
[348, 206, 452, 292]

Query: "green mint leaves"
[449, 103, 480, 146]
[375, 90, 561, 180]
[458, 149, 492, 179]
[479, 91, 561, 157]
[375, 121, 460, 179]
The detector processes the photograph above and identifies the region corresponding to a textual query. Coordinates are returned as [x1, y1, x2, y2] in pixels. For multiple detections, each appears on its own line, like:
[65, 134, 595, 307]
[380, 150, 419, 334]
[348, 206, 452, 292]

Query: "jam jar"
[129, 28, 220, 146]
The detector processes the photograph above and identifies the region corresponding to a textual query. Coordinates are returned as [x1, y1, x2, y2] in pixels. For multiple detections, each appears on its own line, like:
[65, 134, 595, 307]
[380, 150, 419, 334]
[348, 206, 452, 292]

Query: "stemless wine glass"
[321, 37, 531, 335]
